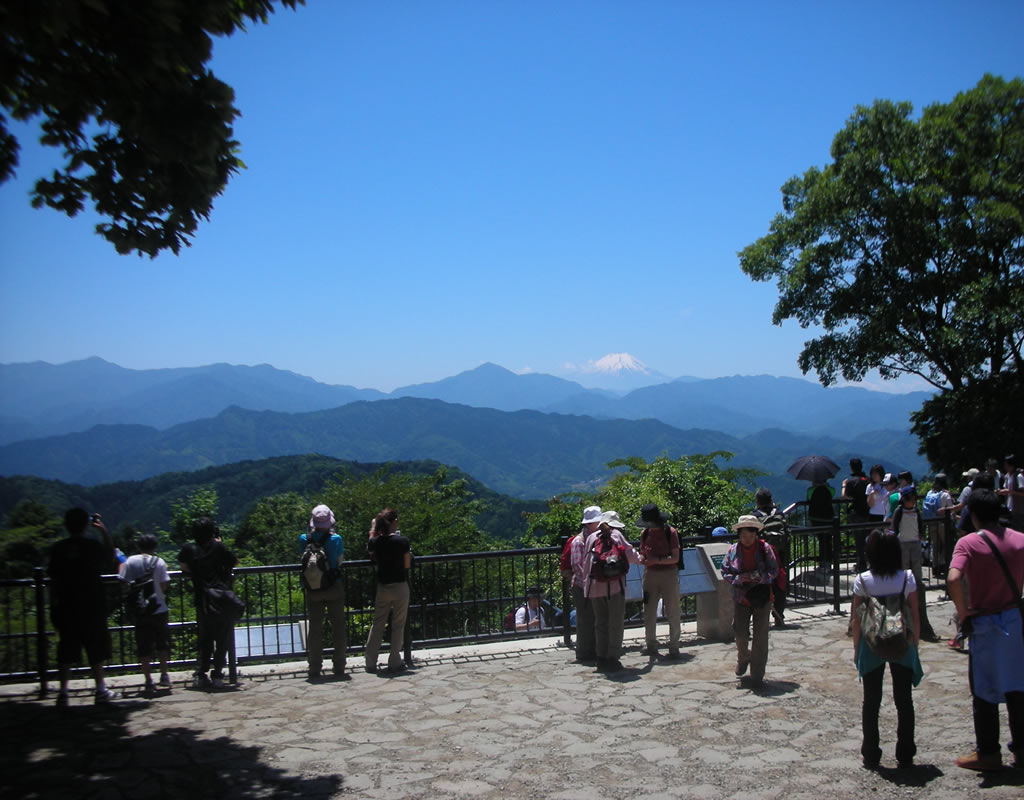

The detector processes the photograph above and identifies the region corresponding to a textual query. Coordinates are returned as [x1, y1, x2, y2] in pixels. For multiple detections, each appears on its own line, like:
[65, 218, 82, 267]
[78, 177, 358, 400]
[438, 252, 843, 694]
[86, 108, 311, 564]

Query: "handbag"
[744, 583, 771, 608]
[204, 585, 245, 624]
[977, 531, 1024, 644]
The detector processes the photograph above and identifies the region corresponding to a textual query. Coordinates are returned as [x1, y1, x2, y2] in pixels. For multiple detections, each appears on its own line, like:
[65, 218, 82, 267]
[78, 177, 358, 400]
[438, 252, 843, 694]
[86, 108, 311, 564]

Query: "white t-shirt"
[895, 508, 921, 542]
[120, 553, 171, 614]
[866, 482, 889, 516]
[853, 569, 916, 599]
[514, 604, 547, 629]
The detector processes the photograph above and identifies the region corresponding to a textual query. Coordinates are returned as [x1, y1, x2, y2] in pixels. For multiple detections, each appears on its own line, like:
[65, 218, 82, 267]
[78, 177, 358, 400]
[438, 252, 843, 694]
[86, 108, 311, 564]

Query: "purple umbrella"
[787, 455, 841, 483]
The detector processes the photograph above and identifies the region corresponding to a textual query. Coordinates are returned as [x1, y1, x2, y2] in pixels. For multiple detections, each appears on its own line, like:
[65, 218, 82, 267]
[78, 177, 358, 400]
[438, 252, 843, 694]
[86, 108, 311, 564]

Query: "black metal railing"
[0, 513, 955, 694]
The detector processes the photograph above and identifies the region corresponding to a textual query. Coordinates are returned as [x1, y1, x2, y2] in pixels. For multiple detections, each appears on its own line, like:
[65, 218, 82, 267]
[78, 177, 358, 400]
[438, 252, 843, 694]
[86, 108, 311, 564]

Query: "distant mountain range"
[0, 395, 929, 502]
[0, 357, 932, 444]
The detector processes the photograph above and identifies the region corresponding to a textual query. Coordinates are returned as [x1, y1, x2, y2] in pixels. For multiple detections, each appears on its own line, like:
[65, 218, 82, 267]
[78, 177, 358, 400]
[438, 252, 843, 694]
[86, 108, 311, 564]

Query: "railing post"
[560, 536, 571, 647]
[34, 567, 48, 698]
[831, 518, 842, 615]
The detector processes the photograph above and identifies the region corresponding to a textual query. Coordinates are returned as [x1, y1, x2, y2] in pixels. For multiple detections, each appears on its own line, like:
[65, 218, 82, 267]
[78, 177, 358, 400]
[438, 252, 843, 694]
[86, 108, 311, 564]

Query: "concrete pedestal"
[695, 542, 735, 641]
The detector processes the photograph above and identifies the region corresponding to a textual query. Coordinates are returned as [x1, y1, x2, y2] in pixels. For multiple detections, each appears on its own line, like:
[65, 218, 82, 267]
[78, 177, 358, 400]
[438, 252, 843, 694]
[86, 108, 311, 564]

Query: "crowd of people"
[45, 451, 1024, 773]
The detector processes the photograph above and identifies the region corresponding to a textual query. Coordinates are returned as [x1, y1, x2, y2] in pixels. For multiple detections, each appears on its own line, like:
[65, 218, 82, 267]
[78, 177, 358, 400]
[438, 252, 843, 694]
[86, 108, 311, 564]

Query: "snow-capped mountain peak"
[585, 353, 652, 375]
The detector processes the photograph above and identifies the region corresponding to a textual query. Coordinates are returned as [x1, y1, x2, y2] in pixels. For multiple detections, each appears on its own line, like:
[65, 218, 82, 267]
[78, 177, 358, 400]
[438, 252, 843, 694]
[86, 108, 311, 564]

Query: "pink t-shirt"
[950, 527, 1024, 614]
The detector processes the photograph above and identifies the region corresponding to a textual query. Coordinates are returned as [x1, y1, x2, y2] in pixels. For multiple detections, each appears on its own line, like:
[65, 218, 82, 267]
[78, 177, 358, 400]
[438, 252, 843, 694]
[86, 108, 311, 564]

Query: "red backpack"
[590, 532, 629, 581]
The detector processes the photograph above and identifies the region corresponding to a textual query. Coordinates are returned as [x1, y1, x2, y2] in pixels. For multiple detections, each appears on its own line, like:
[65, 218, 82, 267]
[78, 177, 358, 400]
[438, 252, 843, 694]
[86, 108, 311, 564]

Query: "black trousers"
[196, 606, 232, 677]
[861, 661, 916, 765]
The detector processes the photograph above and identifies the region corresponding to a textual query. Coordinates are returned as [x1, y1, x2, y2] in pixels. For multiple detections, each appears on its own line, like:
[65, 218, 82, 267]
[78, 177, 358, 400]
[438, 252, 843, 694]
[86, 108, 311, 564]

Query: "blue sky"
[2, 1, 1022, 392]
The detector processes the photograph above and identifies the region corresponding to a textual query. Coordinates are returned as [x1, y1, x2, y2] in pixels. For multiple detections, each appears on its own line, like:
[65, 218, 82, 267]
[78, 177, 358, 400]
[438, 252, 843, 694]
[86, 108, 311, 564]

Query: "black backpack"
[846, 475, 869, 515]
[125, 555, 159, 622]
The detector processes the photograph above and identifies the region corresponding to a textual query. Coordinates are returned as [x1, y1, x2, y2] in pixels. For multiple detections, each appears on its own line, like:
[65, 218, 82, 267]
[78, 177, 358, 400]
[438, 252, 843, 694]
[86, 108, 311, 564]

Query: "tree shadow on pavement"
[875, 764, 943, 787]
[0, 698, 343, 799]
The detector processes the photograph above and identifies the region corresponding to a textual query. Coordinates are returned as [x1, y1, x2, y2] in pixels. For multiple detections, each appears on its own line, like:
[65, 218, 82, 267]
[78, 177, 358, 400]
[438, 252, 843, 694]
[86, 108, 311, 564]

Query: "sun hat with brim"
[962, 468, 980, 480]
[309, 504, 335, 531]
[581, 505, 603, 525]
[731, 515, 764, 533]
[635, 503, 669, 528]
[600, 511, 626, 529]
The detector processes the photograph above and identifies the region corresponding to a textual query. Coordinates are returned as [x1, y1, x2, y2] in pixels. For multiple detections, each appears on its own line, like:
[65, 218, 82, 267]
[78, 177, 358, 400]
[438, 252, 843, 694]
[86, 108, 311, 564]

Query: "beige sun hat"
[731, 514, 764, 533]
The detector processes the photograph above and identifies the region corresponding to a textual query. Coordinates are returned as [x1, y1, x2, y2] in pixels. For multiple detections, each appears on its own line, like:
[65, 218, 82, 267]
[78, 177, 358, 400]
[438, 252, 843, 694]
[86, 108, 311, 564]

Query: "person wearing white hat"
[582, 511, 642, 673]
[559, 505, 603, 663]
[721, 515, 778, 688]
[299, 504, 346, 679]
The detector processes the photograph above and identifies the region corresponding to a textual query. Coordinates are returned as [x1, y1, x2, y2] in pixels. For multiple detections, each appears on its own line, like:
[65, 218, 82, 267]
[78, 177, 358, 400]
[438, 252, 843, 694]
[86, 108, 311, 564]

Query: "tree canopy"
[1, 0, 303, 257]
[524, 453, 758, 546]
[739, 74, 1023, 393]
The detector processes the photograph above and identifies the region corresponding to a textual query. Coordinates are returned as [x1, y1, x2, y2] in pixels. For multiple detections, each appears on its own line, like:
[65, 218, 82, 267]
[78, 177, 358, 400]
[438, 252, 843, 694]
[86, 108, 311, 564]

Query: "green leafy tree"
[1, 0, 303, 256]
[909, 370, 1024, 478]
[166, 486, 220, 545]
[739, 75, 1023, 472]
[320, 466, 494, 559]
[739, 74, 1022, 391]
[235, 491, 310, 566]
[524, 453, 758, 545]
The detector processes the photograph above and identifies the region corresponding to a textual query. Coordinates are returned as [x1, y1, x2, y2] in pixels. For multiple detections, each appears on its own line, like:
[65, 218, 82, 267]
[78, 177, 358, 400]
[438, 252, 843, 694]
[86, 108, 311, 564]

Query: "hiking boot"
[735, 660, 749, 676]
[308, 667, 322, 680]
[94, 688, 119, 705]
[641, 644, 660, 657]
[55, 691, 69, 711]
[667, 649, 681, 660]
[194, 672, 212, 690]
[364, 665, 377, 674]
[158, 672, 172, 688]
[955, 750, 1003, 771]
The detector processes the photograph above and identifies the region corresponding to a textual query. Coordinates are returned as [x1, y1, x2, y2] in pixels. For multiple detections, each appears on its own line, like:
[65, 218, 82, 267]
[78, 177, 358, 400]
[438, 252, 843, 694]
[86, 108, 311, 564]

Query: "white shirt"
[120, 553, 170, 614]
[514, 604, 548, 629]
[853, 569, 916, 598]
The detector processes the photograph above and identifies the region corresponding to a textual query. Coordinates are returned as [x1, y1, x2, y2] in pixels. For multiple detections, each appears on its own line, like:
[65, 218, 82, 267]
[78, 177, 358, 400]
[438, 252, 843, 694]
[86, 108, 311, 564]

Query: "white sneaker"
[95, 688, 120, 705]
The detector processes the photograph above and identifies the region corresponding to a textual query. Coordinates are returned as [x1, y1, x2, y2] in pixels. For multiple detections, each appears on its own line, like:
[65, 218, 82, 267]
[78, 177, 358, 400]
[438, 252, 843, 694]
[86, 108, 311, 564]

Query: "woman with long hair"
[851, 529, 923, 769]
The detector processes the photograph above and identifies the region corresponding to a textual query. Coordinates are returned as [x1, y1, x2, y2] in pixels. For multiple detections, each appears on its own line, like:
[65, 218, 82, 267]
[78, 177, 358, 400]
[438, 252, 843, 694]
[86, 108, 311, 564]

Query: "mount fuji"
[561, 353, 673, 393]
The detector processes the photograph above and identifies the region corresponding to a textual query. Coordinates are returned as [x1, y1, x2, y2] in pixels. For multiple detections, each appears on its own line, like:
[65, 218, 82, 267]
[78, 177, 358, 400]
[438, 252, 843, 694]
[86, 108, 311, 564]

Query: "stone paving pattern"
[2, 599, 1023, 799]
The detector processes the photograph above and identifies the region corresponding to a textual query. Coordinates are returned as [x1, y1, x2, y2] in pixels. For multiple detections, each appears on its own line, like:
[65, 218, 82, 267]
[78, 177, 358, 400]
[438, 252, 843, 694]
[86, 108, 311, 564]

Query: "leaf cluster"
[739, 74, 1024, 391]
[523, 452, 759, 545]
[1, 0, 303, 256]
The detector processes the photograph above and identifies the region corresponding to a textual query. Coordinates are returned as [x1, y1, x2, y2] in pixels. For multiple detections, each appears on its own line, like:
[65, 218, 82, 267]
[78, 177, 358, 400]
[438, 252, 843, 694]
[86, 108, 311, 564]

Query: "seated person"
[515, 586, 559, 632]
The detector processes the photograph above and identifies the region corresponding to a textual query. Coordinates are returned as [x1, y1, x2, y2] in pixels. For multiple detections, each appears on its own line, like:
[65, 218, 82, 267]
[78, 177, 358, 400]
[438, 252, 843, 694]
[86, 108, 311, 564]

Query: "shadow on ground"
[0, 698, 343, 799]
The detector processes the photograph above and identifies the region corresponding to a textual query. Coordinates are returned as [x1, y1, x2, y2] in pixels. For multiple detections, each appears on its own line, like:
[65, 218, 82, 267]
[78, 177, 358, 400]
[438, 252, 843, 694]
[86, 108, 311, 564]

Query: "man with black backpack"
[298, 504, 346, 680]
[636, 504, 682, 659]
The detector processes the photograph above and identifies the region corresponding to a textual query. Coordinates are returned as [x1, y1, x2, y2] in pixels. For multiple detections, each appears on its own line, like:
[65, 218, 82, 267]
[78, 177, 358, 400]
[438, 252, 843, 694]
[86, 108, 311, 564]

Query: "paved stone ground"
[2, 599, 1022, 799]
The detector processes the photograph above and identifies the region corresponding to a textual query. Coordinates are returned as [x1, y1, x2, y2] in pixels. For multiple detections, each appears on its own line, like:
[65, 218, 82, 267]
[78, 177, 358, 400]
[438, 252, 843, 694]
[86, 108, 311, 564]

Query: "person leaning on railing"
[364, 508, 411, 674]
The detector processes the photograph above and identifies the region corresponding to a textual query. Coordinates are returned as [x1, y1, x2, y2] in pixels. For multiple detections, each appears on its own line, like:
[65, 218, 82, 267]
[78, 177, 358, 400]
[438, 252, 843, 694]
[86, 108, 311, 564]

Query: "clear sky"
[2, 1, 1022, 392]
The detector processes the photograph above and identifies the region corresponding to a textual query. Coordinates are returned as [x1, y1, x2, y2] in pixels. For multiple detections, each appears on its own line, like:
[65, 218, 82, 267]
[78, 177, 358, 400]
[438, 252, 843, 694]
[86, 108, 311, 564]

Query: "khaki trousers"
[365, 581, 409, 670]
[305, 580, 346, 673]
[642, 567, 680, 650]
